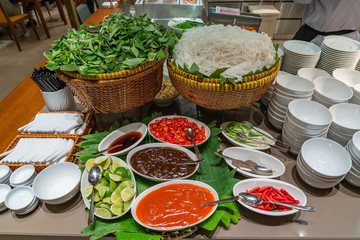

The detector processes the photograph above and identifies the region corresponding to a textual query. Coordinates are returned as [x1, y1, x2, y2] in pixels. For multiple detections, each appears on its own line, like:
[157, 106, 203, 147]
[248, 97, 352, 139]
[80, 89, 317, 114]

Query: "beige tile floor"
[0, 5, 70, 102]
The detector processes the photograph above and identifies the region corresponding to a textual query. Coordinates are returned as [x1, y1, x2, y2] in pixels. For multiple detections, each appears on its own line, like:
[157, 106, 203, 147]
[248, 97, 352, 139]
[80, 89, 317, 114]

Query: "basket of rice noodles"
[168, 24, 280, 110]
[44, 13, 176, 113]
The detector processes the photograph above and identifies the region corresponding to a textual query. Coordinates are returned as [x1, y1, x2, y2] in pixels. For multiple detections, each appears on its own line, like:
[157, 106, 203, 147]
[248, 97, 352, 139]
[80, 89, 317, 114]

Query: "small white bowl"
[353, 84, 360, 97]
[271, 92, 296, 107]
[332, 69, 360, 88]
[313, 77, 353, 104]
[167, 18, 203, 34]
[222, 147, 285, 179]
[10, 165, 36, 187]
[350, 131, 360, 158]
[301, 138, 352, 179]
[327, 128, 351, 146]
[329, 103, 360, 135]
[0, 184, 11, 211]
[33, 162, 81, 205]
[275, 75, 315, 96]
[154, 94, 179, 107]
[5, 186, 35, 211]
[282, 132, 302, 155]
[271, 99, 287, 112]
[285, 114, 328, 136]
[269, 101, 286, 116]
[0, 165, 11, 183]
[287, 100, 332, 130]
[297, 68, 331, 81]
[284, 122, 325, 140]
[345, 169, 360, 187]
[267, 110, 285, 130]
[233, 178, 307, 216]
[98, 123, 147, 156]
[312, 93, 333, 108]
[273, 87, 313, 99]
[268, 104, 286, 120]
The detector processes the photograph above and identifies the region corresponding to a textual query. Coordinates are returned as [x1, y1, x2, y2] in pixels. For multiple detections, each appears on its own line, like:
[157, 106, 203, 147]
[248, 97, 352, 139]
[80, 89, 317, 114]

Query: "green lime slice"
[104, 189, 112, 198]
[94, 192, 100, 202]
[103, 197, 112, 204]
[121, 187, 135, 202]
[94, 201, 103, 207]
[102, 156, 112, 170]
[118, 180, 134, 191]
[99, 186, 108, 199]
[84, 186, 93, 199]
[123, 201, 131, 212]
[111, 191, 123, 204]
[94, 182, 105, 191]
[114, 167, 129, 178]
[95, 208, 112, 218]
[103, 170, 110, 181]
[85, 158, 95, 172]
[111, 203, 124, 216]
[109, 179, 117, 192]
[95, 156, 108, 165]
[98, 203, 111, 211]
[110, 161, 122, 173]
[101, 178, 109, 186]
[109, 173, 122, 182]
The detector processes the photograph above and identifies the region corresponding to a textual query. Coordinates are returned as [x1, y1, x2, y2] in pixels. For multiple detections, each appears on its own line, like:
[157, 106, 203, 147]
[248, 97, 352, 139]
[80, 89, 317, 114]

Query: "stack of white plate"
[9, 165, 37, 188]
[261, 71, 292, 107]
[297, 138, 351, 189]
[281, 40, 321, 74]
[317, 36, 360, 74]
[267, 75, 314, 130]
[0, 165, 12, 185]
[312, 77, 353, 108]
[297, 67, 331, 81]
[4, 186, 39, 215]
[282, 100, 332, 155]
[345, 131, 360, 187]
[328, 103, 360, 146]
[0, 184, 11, 211]
[332, 69, 360, 105]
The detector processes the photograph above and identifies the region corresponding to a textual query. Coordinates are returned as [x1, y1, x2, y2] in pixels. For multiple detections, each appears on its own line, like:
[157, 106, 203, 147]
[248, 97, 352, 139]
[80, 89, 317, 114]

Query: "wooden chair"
[0, 1, 40, 52]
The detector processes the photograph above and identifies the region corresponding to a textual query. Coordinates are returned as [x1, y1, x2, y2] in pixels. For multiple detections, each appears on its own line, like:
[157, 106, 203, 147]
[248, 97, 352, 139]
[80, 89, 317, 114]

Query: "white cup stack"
[297, 138, 352, 189]
[312, 77, 353, 108]
[0, 184, 11, 211]
[267, 75, 314, 130]
[4, 186, 39, 215]
[345, 131, 360, 187]
[9, 165, 37, 188]
[282, 99, 332, 155]
[0, 165, 12, 185]
[332, 69, 360, 105]
[297, 67, 331, 81]
[327, 103, 360, 147]
[261, 71, 292, 108]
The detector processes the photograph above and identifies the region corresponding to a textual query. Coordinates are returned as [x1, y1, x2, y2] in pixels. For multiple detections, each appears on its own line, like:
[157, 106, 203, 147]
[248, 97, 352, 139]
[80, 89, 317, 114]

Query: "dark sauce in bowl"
[130, 147, 197, 179]
[107, 131, 142, 154]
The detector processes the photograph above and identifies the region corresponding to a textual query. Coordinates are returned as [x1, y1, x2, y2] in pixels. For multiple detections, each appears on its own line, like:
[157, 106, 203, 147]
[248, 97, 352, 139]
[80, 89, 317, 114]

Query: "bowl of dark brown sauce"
[98, 123, 147, 156]
[127, 143, 199, 182]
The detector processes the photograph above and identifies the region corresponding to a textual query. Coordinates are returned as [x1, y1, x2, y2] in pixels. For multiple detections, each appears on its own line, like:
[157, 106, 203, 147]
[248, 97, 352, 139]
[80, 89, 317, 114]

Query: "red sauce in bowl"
[107, 131, 142, 154]
[135, 183, 216, 229]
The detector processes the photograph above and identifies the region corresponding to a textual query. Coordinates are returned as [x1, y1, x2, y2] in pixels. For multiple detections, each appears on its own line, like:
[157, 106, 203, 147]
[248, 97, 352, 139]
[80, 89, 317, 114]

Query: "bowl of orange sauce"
[131, 180, 218, 231]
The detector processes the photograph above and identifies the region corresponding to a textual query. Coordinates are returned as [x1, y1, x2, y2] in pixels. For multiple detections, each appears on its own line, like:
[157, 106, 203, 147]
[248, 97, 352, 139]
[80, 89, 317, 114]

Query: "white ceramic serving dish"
[9, 165, 36, 187]
[5, 186, 35, 211]
[312, 93, 333, 108]
[313, 77, 353, 103]
[326, 128, 349, 147]
[283, 122, 325, 141]
[154, 94, 179, 107]
[287, 100, 332, 130]
[271, 91, 296, 107]
[269, 100, 287, 116]
[127, 142, 198, 182]
[282, 132, 302, 155]
[285, 113, 328, 136]
[148, 115, 210, 148]
[273, 87, 313, 99]
[167, 18, 204, 34]
[0, 184, 11, 211]
[297, 68, 331, 81]
[267, 110, 285, 130]
[14, 197, 39, 215]
[233, 178, 307, 216]
[350, 131, 360, 158]
[329, 103, 360, 135]
[268, 104, 286, 120]
[98, 123, 147, 156]
[222, 147, 285, 178]
[275, 75, 315, 96]
[220, 122, 275, 150]
[345, 169, 360, 187]
[332, 69, 360, 88]
[33, 162, 81, 205]
[131, 179, 218, 232]
[300, 138, 351, 179]
[353, 84, 360, 97]
[0, 165, 11, 181]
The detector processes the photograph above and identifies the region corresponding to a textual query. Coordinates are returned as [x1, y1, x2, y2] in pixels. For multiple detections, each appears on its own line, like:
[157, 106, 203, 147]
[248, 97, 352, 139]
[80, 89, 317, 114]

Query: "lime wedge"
[99, 186, 108, 199]
[123, 201, 131, 212]
[111, 191, 123, 204]
[98, 203, 111, 211]
[109, 179, 117, 192]
[95, 208, 112, 218]
[94, 201, 103, 207]
[114, 167, 129, 178]
[109, 173, 122, 182]
[101, 178, 109, 186]
[104, 189, 112, 198]
[111, 203, 124, 216]
[102, 156, 112, 170]
[110, 161, 122, 173]
[85, 186, 93, 199]
[118, 181, 134, 191]
[95, 156, 108, 165]
[94, 192, 100, 202]
[121, 187, 136, 202]
[103, 170, 110, 181]
[103, 197, 112, 204]
[94, 182, 105, 191]
[85, 158, 95, 172]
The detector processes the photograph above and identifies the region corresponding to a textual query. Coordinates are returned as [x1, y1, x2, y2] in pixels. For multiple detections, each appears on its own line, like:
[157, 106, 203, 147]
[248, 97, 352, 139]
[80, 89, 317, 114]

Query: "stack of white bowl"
[0, 184, 11, 211]
[282, 99, 332, 155]
[261, 71, 292, 107]
[356, 60, 360, 71]
[281, 40, 321, 74]
[267, 75, 314, 130]
[352, 84, 360, 105]
[332, 69, 360, 104]
[4, 186, 39, 215]
[345, 131, 360, 187]
[328, 103, 360, 146]
[9, 165, 37, 188]
[317, 36, 360, 73]
[0, 165, 12, 185]
[297, 67, 331, 81]
[312, 77, 353, 108]
[297, 138, 352, 189]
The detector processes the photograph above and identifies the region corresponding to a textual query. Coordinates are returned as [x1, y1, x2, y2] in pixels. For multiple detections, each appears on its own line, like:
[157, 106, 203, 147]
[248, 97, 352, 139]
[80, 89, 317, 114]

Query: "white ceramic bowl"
[271, 99, 287, 112]
[0, 184, 11, 211]
[0, 165, 11, 183]
[301, 138, 352, 179]
[353, 84, 360, 97]
[222, 147, 285, 178]
[148, 115, 210, 148]
[297, 68, 331, 81]
[282, 132, 302, 155]
[350, 131, 360, 158]
[154, 94, 179, 107]
[9, 165, 36, 187]
[350, 93, 360, 104]
[275, 75, 315, 96]
[5, 186, 35, 211]
[287, 100, 332, 130]
[131, 180, 218, 231]
[271, 92, 296, 107]
[98, 123, 147, 156]
[167, 18, 203, 34]
[273, 87, 313, 99]
[312, 93, 333, 108]
[233, 178, 307, 216]
[127, 142, 198, 182]
[345, 169, 360, 187]
[269, 101, 286, 116]
[33, 162, 81, 205]
[329, 103, 360, 135]
[313, 77, 353, 103]
[327, 128, 351, 146]
[268, 104, 286, 120]
[332, 69, 360, 88]
[267, 110, 284, 130]
[285, 114, 328, 136]
[284, 120, 326, 139]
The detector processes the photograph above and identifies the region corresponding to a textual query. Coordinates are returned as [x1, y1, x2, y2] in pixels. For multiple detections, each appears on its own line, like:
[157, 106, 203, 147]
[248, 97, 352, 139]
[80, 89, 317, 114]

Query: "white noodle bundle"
[172, 25, 276, 82]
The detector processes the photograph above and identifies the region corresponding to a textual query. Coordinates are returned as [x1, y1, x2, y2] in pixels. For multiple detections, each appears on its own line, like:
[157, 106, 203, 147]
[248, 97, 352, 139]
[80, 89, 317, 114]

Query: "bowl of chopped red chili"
[233, 179, 307, 216]
[148, 115, 210, 147]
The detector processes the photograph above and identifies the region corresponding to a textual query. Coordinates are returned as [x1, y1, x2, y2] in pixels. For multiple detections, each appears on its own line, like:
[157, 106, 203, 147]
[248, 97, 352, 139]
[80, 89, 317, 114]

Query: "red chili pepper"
[258, 186, 272, 193]
[248, 186, 260, 193]
[280, 189, 295, 201]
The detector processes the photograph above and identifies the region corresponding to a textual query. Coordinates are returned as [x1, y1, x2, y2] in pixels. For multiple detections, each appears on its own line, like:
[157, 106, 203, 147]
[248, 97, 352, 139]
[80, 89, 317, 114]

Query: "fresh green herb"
[44, 13, 176, 75]
[173, 22, 200, 30]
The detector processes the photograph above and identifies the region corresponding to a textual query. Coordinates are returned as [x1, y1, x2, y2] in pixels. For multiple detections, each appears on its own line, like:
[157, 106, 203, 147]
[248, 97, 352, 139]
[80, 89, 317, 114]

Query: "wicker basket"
[0, 135, 79, 173]
[167, 60, 281, 110]
[56, 58, 165, 114]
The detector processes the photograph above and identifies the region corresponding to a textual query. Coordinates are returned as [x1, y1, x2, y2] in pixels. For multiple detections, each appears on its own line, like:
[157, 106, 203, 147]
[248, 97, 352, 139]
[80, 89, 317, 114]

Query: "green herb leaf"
[209, 67, 229, 78]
